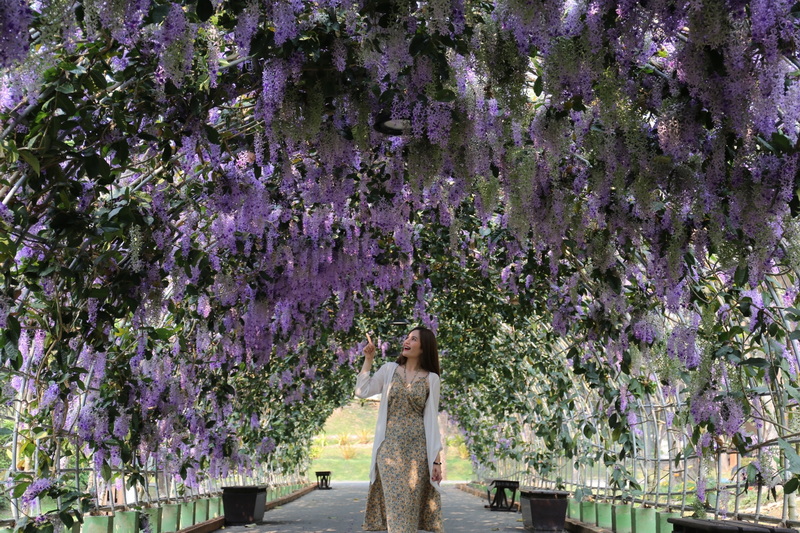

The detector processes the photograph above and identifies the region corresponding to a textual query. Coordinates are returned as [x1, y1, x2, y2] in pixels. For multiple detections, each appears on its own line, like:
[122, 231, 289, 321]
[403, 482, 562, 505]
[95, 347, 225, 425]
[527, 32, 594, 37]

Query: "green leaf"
[197, 0, 214, 21]
[778, 439, 800, 473]
[786, 384, 800, 403]
[56, 83, 75, 94]
[56, 93, 77, 116]
[18, 149, 41, 175]
[90, 67, 108, 90]
[785, 476, 800, 494]
[59, 511, 75, 529]
[150, 3, 170, 23]
[734, 264, 748, 287]
[84, 153, 110, 182]
[740, 357, 769, 368]
[434, 89, 456, 102]
[533, 76, 543, 97]
[101, 462, 112, 481]
[13, 481, 31, 498]
[770, 132, 793, 154]
[409, 34, 427, 56]
[204, 125, 220, 145]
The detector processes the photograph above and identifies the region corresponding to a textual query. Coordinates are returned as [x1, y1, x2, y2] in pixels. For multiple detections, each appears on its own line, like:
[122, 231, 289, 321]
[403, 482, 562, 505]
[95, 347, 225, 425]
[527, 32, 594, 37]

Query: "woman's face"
[402, 330, 423, 360]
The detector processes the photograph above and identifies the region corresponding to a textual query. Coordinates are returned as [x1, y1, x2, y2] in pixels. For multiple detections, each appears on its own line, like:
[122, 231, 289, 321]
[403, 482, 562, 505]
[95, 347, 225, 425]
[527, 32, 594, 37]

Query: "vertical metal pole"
[75, 436, 81, 509]
[714, 451, 722, 519]
[680, 433, 688, 514]
[632, 423, 639, 503]
[10, 378, 26, 520]
[94, 466, 102, 511]
[658, 384, 675, 511]
[638, 399, 650, 505]
[733, 451, 741, 519]
[754, 400, 765, 524]
[647, 396, 661, 508]
[55, 434, 62, 510]
[33, 437, 41, 516]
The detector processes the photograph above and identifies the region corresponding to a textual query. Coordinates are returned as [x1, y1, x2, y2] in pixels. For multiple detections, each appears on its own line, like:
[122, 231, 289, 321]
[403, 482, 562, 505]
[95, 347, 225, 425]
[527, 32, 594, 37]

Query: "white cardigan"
[355, 362, 443, 494]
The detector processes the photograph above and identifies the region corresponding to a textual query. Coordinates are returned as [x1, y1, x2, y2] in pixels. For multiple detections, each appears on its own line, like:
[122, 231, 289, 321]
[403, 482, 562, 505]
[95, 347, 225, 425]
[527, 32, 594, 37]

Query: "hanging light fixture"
[373, 110, 411, 136]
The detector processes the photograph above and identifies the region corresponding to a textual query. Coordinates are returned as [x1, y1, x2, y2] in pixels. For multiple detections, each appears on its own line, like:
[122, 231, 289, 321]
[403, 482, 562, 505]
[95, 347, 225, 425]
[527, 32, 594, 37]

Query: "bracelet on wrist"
[433, 461, 441, 465]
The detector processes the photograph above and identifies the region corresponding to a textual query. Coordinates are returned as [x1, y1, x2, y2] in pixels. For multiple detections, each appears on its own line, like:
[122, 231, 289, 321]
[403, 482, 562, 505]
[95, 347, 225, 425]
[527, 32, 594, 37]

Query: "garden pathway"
[226, 481, 526, 533]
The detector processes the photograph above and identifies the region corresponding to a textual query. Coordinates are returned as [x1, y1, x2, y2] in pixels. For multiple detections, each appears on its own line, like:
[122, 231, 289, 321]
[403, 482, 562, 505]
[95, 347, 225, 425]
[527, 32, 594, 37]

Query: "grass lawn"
[309, 444, 474, 482]
[319, 400, 380, 439]
[310, 400, 474, 482]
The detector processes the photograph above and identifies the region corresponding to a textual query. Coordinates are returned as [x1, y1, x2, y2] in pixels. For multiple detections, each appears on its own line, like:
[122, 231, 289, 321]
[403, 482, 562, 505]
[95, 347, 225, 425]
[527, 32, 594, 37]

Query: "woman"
[355, 327, 444, 533]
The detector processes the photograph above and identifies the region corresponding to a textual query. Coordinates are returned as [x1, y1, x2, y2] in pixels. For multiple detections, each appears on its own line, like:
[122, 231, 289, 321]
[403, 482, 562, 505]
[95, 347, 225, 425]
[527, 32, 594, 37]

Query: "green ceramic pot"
[194, 499, 209, 523]
[208, 497, 221, 518]
[568, 498, 580, 519]
[596, 502, 613, 529]
[612, 504, 632, 533]
[179, 501, 196, 530]
[82, 515, 113, 533]
[580, 501, 597, 524]
[632, 508, 657, 533]
[656, 512, 681, 533]
[113, 511, 139, 533]
[160, 504, 180, 533]
[142, 507, 162, 533]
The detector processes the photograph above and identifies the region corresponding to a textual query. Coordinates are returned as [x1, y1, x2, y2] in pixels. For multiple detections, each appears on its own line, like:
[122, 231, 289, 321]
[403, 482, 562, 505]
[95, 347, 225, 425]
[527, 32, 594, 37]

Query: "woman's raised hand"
[363, 333, 376, 363]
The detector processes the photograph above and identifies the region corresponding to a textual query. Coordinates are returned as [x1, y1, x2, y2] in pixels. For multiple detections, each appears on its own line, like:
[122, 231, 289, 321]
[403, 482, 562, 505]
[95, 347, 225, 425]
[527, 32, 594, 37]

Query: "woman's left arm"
[429, 374, 443, 482]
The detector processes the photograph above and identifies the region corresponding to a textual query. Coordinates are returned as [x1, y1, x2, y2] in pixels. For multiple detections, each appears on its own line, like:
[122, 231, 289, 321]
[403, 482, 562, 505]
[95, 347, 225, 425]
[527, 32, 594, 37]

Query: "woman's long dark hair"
[396, 326, 440, 375]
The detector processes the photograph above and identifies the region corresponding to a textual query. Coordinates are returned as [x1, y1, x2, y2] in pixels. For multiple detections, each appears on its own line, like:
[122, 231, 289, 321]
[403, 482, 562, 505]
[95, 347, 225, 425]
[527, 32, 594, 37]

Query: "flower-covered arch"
[1, 0, 800, 529]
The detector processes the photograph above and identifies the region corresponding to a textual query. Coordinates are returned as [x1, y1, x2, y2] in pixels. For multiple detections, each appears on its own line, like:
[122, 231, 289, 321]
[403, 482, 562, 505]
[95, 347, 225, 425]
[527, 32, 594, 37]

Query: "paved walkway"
[225, 481, 526, 533]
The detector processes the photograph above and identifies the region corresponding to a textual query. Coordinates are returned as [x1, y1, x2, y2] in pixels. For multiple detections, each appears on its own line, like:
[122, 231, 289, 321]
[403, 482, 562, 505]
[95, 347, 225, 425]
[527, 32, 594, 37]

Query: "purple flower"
[272, 1, 300, 46]
[110, 50, 130, 72]
[113, 415, 130, 439]
[719, 397, 745, 437]
[0, 0, 33, 67]
[197, 294, 211, 318]
[633, 320, 658, 344]
[21, 478, 53, 507]
[155, 4, 193, 86]
[666, 314, 701, 369]
[234, 2, 260, 55]
[696, 477, 706, 502]
[0, 202, 13, 224]
[32, 329, 46, 366]
[40, 382, 59, 408]
[331, 39, 347, 72]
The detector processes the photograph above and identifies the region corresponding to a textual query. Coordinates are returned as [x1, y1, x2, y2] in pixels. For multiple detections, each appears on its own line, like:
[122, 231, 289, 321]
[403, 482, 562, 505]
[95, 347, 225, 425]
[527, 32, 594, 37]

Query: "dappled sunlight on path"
[225, 481, 525, 533]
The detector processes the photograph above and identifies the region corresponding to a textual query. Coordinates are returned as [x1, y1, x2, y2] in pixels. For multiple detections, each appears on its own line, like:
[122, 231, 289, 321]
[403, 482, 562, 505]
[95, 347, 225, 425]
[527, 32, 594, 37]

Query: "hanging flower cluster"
[1, 0, 799, 523]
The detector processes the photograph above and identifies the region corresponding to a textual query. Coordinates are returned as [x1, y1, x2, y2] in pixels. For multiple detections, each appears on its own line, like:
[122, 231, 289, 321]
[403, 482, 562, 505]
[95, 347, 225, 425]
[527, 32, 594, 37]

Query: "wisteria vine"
[1, 0, 800, 528]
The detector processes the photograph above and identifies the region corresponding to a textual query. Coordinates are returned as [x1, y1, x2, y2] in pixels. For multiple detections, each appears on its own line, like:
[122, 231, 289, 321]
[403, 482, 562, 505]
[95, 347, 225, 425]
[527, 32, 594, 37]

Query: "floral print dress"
[363, 372, 444, 532]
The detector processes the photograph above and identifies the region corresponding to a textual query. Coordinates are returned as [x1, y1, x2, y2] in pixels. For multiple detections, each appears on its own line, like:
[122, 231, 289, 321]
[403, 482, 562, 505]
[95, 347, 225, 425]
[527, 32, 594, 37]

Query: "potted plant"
[194, 498, 209, 523]
[656, 510, 680, 533]
[632, 506, 656, 533]
[596, 498, 613, 529]
[578, 489, 597, 524]
[160, 503, 180, 533]
[612, 500, 632, 533]
[140, 506, 162, 533]
[113, 509, 139, 533]
[221, 485, 268, 525]
[208, 496, 221, 518]
[519, 488, 570, 533]
[82, 513, 113, 533]
[178, 500, 196, 530]
[568, 497, 580, 519]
